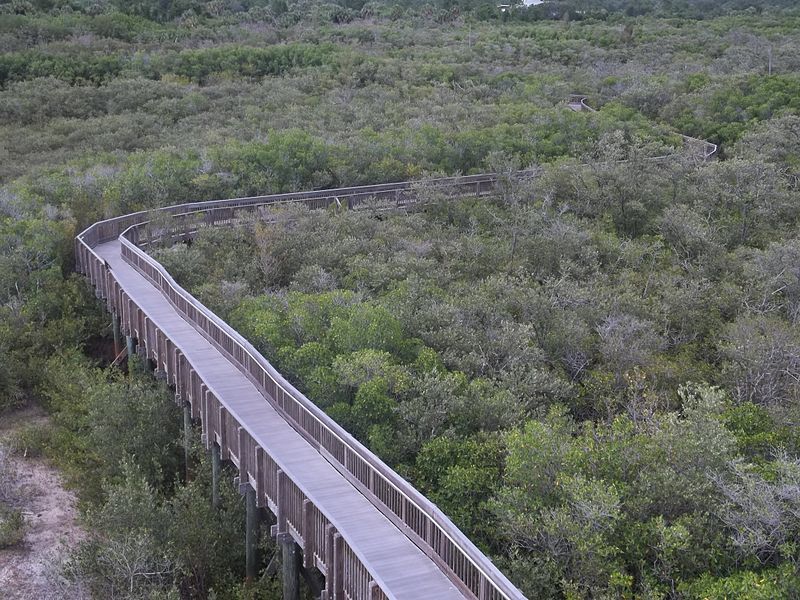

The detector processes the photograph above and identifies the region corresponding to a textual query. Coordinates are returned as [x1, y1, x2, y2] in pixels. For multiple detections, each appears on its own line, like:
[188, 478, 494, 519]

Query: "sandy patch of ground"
[0, 406, 87, 600]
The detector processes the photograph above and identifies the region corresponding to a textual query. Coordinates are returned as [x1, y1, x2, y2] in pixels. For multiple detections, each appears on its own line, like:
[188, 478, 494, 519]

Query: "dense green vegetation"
[2, 0, 800, 597]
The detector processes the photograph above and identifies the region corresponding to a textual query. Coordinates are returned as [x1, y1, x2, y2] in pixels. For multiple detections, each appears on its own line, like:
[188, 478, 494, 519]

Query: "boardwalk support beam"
[125, 335, 137, 373]
[280, 533, 301, 600]
[112, 313, 122, 356]
[183, 402, 192, 481]
[246, 486, 260, 583]
[211, 443, 221, 510]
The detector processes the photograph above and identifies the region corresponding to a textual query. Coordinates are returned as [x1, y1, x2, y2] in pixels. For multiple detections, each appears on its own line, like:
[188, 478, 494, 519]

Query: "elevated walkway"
[76, 174, 524, 600]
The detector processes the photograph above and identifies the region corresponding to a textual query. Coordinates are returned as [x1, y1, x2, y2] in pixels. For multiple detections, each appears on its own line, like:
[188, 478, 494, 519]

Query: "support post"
[246, 486, 260, 583]
[126, 336, 137, 374]
[280, 533, 301, 600]
[183, 402, 192, 482]
[112, 313, 122, 356]
[211, 443, 221, 510]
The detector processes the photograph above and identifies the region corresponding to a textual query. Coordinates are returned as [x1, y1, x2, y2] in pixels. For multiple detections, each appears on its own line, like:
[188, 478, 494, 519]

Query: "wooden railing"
[76, 172, 525, 600]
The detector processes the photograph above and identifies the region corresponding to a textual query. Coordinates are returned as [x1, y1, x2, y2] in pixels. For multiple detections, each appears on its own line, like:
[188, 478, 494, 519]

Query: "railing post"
[302, 499, 313, 567]
[324, 524, 335, 599]
[333, 533, 344, 599]
[219, 406, 228, 458]
[276, 469, 289, 532]
[255, 447, 265, 508]
[201, 385, 210, 450]
[238, 426, 248, 478]
[369, 581, 382, 599]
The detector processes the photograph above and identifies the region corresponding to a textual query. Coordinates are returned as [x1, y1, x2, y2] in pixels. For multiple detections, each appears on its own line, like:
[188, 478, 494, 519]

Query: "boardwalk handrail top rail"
[77, 172, 525, 600]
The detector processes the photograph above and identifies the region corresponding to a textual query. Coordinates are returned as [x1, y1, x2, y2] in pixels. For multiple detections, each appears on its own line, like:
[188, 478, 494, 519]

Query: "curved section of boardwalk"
[76, 175, 524, 600]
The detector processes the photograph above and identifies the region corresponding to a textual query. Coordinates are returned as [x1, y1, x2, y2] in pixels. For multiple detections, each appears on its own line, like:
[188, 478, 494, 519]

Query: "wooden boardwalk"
[76, 174, 525, 600]
[97, 239, 462, 599]
[76, 124, 715, 596]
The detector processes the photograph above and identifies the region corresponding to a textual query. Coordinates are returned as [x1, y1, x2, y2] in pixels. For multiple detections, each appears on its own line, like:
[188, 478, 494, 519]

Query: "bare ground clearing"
[0, 405, 86, 600]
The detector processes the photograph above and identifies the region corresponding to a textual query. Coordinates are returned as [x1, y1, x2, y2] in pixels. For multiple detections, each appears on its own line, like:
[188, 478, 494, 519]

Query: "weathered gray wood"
[211, 442, 221, 510]
[333, 533, 343, 600]
[183, 402, 192, 481]
[302, 499, 313, 568]
[112, 313, 122, 356]
[280, 533, 301, 600]
[255, 447, 266, 509]
[125, 335, 136, 366]
[246, 486, 260, 582]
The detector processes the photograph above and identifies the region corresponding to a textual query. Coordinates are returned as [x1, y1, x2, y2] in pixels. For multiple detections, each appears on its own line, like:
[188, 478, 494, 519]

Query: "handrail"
[77, 172, 524, 600]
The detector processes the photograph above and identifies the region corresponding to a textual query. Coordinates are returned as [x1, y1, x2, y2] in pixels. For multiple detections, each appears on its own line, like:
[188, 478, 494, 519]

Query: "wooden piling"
[112, 313, 122, 356]
[211, 443, 221, 510]
[246, 486, 260, 583]
[183, 402, 192, 481]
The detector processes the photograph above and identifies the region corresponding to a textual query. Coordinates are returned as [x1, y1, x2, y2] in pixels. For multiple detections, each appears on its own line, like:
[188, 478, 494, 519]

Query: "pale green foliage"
[40, 351, 182, 501]
[64, 442, 272, 599]
[71, 461, 175, 598]
[333, 349, 407, 392]
[681, 564, 800, 600]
